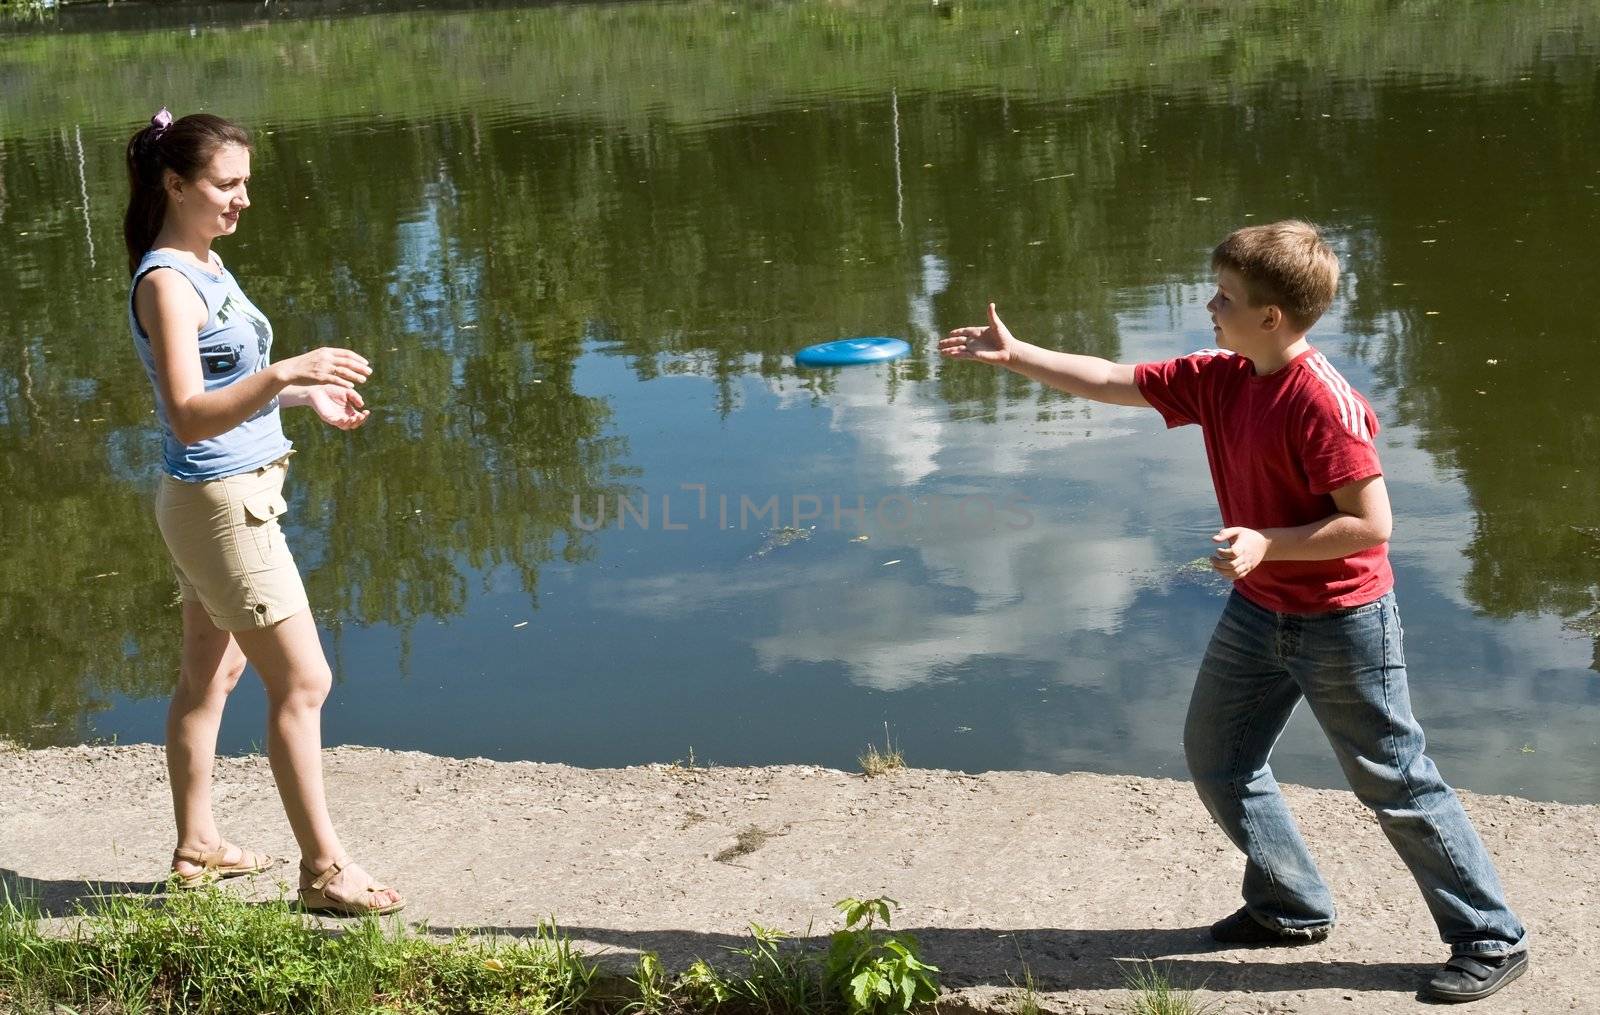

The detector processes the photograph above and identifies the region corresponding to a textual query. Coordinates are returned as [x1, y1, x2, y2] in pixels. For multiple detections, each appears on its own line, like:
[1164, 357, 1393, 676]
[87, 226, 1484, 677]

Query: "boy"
[940, 221, 1526, 1003]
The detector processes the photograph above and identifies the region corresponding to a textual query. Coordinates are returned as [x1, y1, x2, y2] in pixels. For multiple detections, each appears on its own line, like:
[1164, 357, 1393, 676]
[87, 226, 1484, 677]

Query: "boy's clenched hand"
[1212, 527, 1268, 579]
[941, 303, 1018, 364]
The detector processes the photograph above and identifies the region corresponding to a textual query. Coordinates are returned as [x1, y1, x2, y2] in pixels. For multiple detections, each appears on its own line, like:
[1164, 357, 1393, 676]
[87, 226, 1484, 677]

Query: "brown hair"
[123, 112, 252, 276]
[1210, 220, 1339, 331]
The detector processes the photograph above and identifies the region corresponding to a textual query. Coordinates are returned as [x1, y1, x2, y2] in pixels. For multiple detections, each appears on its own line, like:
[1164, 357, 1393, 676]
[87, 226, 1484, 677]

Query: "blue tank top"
[129, 250, 292, 481]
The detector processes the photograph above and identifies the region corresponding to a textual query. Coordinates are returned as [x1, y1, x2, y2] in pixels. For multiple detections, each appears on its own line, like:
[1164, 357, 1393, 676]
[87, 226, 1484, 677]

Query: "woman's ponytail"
[123, 110, 171, 277]
[122, 109, 253, 276]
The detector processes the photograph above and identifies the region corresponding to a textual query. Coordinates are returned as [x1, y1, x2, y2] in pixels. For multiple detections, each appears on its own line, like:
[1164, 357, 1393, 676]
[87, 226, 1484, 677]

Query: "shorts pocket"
[241, 490, 289, 568]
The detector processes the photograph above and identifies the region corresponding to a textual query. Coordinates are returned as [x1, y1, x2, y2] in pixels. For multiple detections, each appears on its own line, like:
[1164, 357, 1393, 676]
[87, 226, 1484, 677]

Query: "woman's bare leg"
[231, 609, 400, 909]
[167, 600, 250, 878]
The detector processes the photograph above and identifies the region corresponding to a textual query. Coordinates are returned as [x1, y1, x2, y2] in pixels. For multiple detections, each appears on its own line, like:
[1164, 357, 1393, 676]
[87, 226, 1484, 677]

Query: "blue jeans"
[1184, 590, 1526, 957]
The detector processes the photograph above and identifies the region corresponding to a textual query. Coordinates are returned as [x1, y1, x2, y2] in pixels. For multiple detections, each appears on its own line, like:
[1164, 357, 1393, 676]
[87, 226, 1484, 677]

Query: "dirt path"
[1, 745, 1594, 1014]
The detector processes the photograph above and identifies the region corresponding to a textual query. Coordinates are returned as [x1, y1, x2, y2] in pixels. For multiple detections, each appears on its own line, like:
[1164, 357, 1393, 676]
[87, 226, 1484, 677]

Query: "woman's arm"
[136, 270, 372, 444]
[137, 269, 287, 445]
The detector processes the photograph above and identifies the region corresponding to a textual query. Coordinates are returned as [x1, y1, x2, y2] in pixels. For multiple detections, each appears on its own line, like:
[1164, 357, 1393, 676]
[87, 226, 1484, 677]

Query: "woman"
[125, 108, 402, 916]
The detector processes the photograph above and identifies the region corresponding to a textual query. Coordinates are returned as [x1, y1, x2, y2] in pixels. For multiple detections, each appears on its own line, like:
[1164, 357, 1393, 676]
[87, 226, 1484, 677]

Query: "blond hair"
[1211, 220, 1339, 331]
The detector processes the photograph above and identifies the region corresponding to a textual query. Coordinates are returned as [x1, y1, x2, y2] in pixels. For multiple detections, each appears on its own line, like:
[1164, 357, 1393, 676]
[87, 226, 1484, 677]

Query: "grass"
[1006, 959, 1042, 1015]
[0, 884, 940, 1015]
[1119, 959, 1218, 1015]
[0, 884, 599, 1015]
[858, 724, 904, 779]
[670, 922, 829, 1015]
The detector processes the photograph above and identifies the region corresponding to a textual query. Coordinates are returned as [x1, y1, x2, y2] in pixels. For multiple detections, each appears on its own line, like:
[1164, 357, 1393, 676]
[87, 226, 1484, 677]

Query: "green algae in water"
[749, 526, 815, 559]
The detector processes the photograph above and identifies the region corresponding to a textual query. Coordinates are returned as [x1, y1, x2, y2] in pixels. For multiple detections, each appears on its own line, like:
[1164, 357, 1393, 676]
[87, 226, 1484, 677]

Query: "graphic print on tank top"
[213, 292, 279, 421]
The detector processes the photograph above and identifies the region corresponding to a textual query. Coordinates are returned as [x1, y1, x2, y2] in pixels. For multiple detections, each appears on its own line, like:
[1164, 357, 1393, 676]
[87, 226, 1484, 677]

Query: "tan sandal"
[298, 858, 405, 917]
[170, 843, 276, 889]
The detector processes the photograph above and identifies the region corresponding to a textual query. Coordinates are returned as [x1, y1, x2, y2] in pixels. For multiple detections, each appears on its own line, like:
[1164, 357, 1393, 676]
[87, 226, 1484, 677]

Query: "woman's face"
[168, 144, 251, 241]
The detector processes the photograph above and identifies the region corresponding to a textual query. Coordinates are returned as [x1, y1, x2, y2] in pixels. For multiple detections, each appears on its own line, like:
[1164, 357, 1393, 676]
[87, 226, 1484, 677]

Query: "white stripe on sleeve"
[1306, 353, 1370, 441]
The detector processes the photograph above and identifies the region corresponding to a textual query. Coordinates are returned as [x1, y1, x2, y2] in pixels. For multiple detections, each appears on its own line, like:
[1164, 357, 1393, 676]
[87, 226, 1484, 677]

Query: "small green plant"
[825, 897, 939, 1015]
[1119, 959, 1217, 1015]
[668, 745, 711, 776]
[628, 951, 671, 1014]
[720, 922, 825, 1014]
[1007, 958, 1042, 1015]
[668, 922, 822, 1014]
[859, 722, 904, 778]
[676, 957, 735, 1010]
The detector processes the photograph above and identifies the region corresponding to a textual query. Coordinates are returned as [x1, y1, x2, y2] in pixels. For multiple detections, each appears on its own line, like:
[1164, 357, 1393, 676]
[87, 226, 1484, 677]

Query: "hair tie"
[149, 107, 173, 141]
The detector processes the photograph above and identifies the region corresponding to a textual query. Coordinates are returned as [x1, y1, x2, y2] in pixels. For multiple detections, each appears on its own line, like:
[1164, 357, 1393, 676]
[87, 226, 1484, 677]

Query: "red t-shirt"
[1134, 346, 1392, 614]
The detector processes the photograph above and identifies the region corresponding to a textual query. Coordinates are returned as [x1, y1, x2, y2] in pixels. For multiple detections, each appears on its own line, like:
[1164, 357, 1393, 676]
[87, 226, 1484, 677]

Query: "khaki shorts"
[155, 455, 310, 631]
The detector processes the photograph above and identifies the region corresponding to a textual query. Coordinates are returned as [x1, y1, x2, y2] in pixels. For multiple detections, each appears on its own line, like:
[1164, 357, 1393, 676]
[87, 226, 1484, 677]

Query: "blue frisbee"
[795, 336, 910, 368]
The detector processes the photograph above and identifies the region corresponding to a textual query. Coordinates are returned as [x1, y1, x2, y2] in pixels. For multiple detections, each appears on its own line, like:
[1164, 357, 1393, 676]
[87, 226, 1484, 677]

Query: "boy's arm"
[1211, 475, 1392, 579]
[941, 303, 1149, 408]
[1007, 345, 1149, 407]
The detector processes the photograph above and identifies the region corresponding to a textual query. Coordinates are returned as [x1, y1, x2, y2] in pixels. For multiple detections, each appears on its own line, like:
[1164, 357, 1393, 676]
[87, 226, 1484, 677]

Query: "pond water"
[2, 0, 1598, 802]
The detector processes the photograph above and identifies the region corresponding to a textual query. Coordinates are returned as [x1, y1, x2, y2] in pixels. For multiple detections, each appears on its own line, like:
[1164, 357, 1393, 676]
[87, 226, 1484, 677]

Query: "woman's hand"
[940, 303, 1018, 365]
[275, 347, 372, 389]
[305, 384, 370, 430]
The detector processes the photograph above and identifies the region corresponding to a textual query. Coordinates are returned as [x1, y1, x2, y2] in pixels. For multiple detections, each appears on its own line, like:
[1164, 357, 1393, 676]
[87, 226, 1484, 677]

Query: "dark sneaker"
[1209, 907, 1331, 946]
[1422, 950, 1528, 1003]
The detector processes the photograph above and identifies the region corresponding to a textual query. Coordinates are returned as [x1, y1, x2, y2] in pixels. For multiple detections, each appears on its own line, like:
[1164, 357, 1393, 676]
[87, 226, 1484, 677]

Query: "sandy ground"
[1, 745, 1594, 1014]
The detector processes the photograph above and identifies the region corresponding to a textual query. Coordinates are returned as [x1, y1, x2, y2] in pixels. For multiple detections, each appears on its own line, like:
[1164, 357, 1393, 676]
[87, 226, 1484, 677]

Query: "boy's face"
[1205, 267, 1279, 353]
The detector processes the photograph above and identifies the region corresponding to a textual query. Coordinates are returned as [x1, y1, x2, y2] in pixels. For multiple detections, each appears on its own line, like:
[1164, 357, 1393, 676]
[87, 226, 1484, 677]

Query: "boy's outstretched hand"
[941, 303, 1017, 364]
